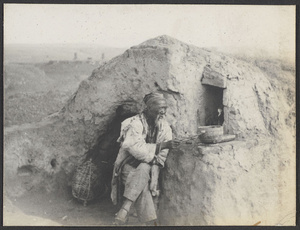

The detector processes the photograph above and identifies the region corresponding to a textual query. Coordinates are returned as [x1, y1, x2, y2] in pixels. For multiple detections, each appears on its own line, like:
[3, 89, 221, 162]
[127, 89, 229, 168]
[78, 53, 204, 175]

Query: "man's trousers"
[121, 162, 157, 223]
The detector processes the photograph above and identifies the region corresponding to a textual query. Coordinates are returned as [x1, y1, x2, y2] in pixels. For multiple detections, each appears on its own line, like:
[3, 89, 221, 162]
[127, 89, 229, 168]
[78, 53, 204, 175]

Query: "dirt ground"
[3, 189, 142, 226]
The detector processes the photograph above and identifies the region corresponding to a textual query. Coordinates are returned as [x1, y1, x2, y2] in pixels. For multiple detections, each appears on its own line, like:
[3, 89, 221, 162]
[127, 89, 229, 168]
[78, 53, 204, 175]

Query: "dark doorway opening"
[202, 85, 224, 126]
[83, 102, 139, 202]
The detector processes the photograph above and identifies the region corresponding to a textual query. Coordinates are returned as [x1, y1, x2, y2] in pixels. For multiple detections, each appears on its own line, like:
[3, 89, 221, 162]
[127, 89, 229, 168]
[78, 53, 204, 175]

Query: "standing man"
[111, 92, 180, 225]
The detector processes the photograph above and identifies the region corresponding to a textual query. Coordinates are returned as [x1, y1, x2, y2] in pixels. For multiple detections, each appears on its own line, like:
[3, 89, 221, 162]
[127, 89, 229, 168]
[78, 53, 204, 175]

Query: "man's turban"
[143, 92, 167, 109]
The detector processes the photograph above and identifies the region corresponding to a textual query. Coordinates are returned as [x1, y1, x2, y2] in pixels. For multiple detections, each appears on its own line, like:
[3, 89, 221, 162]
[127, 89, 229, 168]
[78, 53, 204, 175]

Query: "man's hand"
[161, 140, 181, 150]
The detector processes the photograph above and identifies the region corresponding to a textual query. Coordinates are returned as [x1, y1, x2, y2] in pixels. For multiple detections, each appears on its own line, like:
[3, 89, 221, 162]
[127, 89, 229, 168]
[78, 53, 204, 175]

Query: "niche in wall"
[200, 65, 226, 126]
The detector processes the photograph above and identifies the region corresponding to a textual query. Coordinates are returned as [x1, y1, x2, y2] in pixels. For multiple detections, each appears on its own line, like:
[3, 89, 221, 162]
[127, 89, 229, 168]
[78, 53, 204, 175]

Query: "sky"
[4, 4, 295, 57]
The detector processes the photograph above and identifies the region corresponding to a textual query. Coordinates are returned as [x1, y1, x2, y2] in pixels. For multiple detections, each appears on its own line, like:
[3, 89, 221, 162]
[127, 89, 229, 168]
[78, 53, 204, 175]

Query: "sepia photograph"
[3, 4, 296, 226]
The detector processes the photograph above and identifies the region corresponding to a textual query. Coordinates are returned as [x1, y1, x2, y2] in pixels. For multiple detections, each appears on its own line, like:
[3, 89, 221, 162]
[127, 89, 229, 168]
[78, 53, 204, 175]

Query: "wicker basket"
[71, 158, 101, 206]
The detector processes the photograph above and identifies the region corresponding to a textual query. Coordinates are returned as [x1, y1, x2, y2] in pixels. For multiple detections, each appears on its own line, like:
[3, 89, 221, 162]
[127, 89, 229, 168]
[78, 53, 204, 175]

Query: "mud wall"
[159, 137, 293, 226]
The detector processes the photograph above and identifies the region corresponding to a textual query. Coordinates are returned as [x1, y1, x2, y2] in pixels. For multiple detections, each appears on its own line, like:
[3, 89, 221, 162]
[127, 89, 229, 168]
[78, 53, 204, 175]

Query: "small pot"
[198, 125, 224, 142]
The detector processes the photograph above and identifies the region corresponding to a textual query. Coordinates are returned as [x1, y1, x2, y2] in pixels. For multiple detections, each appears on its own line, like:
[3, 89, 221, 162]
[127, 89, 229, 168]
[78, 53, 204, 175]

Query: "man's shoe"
[113, 208, 129, 225]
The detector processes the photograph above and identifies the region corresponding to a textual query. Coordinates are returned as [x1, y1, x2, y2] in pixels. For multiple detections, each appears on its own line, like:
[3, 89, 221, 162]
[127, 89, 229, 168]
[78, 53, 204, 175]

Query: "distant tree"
[74, 52, 78, 61]
[102, 53, 105, 61]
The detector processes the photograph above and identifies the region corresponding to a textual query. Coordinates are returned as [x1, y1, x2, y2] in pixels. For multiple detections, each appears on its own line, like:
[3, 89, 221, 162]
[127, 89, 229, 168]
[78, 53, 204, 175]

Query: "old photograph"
[3, 4, 296, 226]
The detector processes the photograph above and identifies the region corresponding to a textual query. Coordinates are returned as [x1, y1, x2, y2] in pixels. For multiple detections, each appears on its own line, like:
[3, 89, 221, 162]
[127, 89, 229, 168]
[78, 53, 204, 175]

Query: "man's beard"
[155, 114, 165, 128]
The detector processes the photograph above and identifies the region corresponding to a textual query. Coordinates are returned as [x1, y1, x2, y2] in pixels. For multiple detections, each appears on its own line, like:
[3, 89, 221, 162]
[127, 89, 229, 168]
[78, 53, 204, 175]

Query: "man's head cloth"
[143, 92, 167, 110]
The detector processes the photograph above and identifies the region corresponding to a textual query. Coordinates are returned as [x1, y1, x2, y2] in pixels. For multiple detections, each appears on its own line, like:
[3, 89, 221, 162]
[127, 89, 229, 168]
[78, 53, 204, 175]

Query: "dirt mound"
[4, 35, 295, 225]
[4, 61, 98, 127]
[4, 91, 71, 127]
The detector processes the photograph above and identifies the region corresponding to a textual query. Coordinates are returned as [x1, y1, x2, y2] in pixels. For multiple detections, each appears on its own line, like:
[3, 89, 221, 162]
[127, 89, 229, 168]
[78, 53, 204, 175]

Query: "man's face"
[147, 101, 168, 121]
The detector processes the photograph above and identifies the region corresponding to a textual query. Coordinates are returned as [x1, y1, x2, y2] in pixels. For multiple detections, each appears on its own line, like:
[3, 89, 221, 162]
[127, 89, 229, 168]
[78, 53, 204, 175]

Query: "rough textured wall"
[159, 139, 283, 225]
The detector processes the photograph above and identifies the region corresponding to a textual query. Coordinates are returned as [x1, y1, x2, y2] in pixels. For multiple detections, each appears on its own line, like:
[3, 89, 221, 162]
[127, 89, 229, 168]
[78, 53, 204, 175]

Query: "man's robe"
[111, 113, 172, 205]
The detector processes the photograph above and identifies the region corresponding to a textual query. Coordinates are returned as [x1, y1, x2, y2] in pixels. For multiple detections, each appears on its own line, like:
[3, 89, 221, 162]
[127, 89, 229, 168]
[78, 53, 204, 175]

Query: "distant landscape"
[4, 43, 126, 64]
